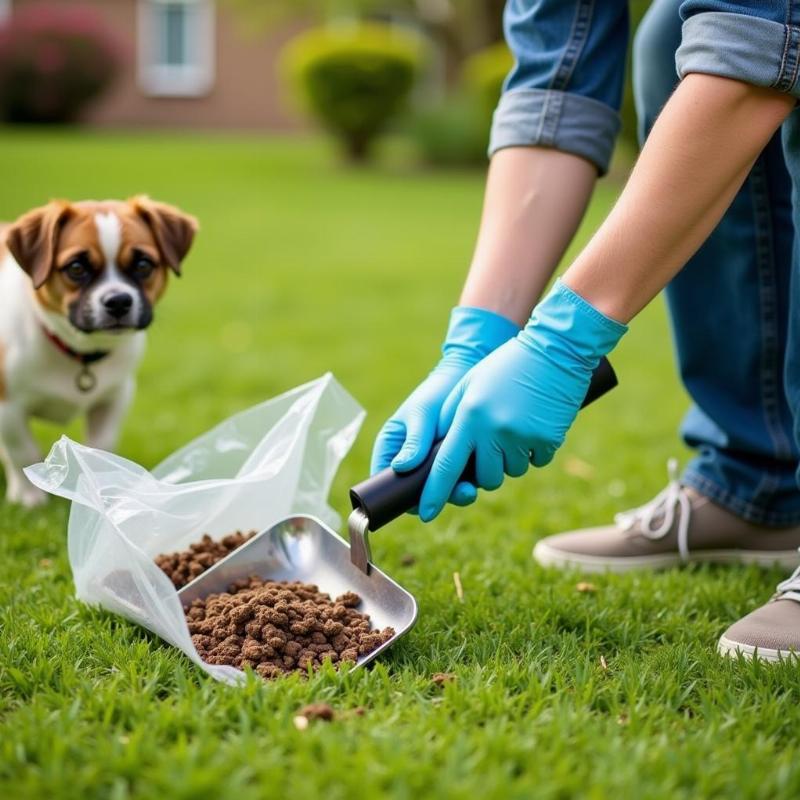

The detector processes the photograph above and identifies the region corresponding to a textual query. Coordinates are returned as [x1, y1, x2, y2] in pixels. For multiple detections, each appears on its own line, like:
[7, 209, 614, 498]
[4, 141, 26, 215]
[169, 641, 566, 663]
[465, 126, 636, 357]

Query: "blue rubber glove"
[371, 306, 519, 507]
[417, 280, 627, 522]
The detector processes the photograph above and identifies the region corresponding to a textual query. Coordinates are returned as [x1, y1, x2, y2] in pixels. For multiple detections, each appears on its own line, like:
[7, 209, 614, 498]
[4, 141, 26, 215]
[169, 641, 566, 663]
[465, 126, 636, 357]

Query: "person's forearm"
[460, 147, 598, 326]
[563, 74, 795, 323]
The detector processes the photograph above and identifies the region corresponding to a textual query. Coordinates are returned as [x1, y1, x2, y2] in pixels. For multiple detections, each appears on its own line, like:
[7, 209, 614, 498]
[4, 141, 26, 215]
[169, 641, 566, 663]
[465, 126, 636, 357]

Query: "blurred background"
[0, 0, 651, 166]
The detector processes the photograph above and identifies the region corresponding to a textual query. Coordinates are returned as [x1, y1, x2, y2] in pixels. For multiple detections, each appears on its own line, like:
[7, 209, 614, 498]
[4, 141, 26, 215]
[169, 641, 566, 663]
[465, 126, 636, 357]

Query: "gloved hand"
[417, 280, 627, 521]
[371, 306, 519, 507]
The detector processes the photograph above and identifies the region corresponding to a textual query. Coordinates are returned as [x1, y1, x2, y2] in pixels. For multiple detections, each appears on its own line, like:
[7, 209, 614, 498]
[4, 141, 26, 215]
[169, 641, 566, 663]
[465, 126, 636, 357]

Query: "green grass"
[1, 130, 799, 799]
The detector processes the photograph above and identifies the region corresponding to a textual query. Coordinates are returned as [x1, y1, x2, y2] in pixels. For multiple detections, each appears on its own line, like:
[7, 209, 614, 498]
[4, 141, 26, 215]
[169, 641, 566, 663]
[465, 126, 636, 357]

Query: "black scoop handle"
[350, 356, 617, 531]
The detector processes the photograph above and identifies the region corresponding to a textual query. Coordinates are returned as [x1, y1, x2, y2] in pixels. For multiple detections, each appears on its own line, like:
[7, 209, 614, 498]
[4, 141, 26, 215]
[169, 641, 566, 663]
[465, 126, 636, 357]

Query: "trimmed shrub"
[282, 23, 422, 161]
[410, 96, 489, 168]
[0, 2, 124, 124]
[412, 42, 512, 168]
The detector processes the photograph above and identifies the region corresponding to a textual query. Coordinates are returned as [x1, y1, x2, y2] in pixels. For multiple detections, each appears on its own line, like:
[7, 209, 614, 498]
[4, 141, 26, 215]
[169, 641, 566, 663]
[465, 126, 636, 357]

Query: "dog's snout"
[102, 291, 134, 319]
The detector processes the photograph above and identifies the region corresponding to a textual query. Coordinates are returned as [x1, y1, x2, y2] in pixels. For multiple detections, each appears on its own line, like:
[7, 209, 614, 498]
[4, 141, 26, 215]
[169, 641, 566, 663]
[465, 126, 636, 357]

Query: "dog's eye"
[63, 259, 92, 284]
[131, 256, 155, 280]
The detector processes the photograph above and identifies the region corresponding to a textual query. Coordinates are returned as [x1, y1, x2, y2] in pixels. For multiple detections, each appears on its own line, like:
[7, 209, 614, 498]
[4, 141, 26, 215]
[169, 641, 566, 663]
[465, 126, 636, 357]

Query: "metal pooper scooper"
[179, 358, 617, 668]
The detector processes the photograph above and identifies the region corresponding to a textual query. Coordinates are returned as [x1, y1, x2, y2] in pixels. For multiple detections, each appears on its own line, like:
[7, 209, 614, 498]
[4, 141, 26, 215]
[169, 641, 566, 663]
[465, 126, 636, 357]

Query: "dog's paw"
[6, 481, 48, 508]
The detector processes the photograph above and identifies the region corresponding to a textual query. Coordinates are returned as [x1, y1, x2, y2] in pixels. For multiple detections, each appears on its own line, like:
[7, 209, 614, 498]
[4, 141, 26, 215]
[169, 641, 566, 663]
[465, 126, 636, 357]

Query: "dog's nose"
[102, 292, 133, 319]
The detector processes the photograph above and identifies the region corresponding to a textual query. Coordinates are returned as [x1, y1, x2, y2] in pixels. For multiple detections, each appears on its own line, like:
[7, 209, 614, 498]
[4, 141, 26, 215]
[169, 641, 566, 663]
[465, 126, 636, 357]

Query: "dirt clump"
[299, 703, 335, 721]
[155, 531, 256, 589]
[184, 576, 395, 678]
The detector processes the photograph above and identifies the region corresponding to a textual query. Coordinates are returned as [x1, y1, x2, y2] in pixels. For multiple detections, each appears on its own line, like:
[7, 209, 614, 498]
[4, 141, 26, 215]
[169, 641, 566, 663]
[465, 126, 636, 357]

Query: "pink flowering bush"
[0, 3, 125, 123]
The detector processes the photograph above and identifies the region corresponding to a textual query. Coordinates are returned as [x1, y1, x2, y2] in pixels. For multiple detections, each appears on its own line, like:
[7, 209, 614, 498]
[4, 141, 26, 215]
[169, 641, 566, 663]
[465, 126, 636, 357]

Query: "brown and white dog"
[0, 197, 197, 507]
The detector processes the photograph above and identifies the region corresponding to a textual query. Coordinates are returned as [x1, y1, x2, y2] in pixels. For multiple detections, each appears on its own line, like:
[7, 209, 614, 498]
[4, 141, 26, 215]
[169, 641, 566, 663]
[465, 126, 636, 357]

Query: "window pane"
[161, 3, 186, 66]
[140, 0, 214, 97]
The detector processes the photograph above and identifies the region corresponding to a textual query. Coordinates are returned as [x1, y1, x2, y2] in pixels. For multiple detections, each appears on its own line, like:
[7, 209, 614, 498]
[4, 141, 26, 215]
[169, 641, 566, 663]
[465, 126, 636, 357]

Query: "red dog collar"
[40, 325, 110, 393]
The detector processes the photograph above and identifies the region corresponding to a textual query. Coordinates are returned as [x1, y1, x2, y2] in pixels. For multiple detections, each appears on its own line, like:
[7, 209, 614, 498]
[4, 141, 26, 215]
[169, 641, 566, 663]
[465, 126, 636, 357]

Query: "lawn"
[1, 130, 799, 799]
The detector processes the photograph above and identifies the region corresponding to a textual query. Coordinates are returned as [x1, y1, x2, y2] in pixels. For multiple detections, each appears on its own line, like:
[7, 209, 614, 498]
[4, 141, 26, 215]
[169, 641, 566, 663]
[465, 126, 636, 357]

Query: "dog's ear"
[6, 201, 74, 289]
[131, 195, 198, 275]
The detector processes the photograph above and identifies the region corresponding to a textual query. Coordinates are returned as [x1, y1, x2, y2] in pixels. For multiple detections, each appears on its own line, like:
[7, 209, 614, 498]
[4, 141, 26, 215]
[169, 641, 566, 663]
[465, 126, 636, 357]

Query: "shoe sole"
[717, 635, 800, 663]
[532, 541, 800, 574]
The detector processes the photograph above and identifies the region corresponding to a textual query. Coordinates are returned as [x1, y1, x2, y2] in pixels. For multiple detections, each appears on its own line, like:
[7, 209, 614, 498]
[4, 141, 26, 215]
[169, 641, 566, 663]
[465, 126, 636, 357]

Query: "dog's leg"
[0, 401, 46, 507]
[86, 380, 134, 453]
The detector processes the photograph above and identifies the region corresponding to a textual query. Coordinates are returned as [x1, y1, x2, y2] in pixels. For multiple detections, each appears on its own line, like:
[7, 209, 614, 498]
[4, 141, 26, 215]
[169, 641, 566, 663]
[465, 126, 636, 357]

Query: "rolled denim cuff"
[489, 88, 622, 175]
[676, 12, 800, 98]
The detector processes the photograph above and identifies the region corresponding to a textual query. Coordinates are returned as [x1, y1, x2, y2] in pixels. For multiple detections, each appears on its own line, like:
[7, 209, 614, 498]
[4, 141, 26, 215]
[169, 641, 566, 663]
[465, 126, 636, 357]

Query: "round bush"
[411, 42, 512, 169]
[0, 2, 124, 124]
[462, 41, 513, 126]
[282, 23, 422, 161]
[411, 97, 489, 168]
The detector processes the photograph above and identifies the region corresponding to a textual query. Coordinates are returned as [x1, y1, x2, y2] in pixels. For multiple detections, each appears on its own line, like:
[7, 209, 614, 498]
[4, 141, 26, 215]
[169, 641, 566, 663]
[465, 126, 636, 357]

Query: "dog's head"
[5, 197, 197, 333]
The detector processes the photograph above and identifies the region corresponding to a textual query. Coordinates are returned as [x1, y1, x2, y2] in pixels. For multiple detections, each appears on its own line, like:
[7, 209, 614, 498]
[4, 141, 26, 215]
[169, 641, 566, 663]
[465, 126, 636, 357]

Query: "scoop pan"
[179, 357, 618, 670]
[178, 514, 417, 668]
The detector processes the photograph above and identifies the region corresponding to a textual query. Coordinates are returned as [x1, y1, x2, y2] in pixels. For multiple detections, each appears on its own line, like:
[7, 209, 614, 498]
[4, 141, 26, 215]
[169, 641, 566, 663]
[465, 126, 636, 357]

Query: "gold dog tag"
[76, 366, 97, 393]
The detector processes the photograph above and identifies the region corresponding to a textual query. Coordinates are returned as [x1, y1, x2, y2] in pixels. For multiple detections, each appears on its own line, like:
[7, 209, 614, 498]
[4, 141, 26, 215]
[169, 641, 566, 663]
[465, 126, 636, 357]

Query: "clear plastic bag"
[25, 374, 364, 684]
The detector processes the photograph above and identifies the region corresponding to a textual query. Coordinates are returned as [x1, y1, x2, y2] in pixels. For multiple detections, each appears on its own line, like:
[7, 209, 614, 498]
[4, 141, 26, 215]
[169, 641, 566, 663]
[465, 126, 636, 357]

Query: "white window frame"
[0, 0, 12, 24]
[137, 0, 215, 98]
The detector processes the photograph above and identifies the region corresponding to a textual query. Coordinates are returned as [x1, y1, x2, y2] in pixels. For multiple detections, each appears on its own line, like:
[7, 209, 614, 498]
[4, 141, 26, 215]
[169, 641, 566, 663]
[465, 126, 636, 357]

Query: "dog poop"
[298, 703, 336, 721]
[184, 576, 395, 679]
[155, 531, 256, 589]
[155, 533, 395, 679]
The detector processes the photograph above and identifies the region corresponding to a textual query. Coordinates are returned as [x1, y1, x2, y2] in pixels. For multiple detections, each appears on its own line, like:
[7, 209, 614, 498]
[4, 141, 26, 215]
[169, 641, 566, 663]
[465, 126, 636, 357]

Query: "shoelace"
[615, 458, 693, 562]
[776, 565, 800, 603]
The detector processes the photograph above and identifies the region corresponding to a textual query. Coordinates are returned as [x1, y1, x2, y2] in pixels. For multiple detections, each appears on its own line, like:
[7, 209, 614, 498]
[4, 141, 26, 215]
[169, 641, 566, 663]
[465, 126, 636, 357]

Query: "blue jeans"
[636, 0, 800, 525]
[491, 0, 800, 525]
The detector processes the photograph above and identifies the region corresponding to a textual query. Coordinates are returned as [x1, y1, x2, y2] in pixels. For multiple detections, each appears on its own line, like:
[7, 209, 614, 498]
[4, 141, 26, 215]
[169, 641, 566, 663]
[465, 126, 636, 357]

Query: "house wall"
[12, 0, 304, 130]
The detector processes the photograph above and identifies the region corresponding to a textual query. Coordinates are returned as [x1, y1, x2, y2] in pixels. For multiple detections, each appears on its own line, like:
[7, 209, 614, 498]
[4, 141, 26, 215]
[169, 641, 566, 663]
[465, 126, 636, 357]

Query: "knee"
[633, 0, 683, 142]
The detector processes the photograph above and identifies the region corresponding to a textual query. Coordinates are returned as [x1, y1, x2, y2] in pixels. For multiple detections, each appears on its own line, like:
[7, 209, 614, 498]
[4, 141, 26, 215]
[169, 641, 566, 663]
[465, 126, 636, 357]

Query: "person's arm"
[369, 148, 596, 490]
[417, 74, 795, 521]
[371, 0, 629, 484]
[460, 148, 597, 326]
[369, 150, 599, 484]
[467, 0, 629, 324]
[564, 74, 795, 322]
